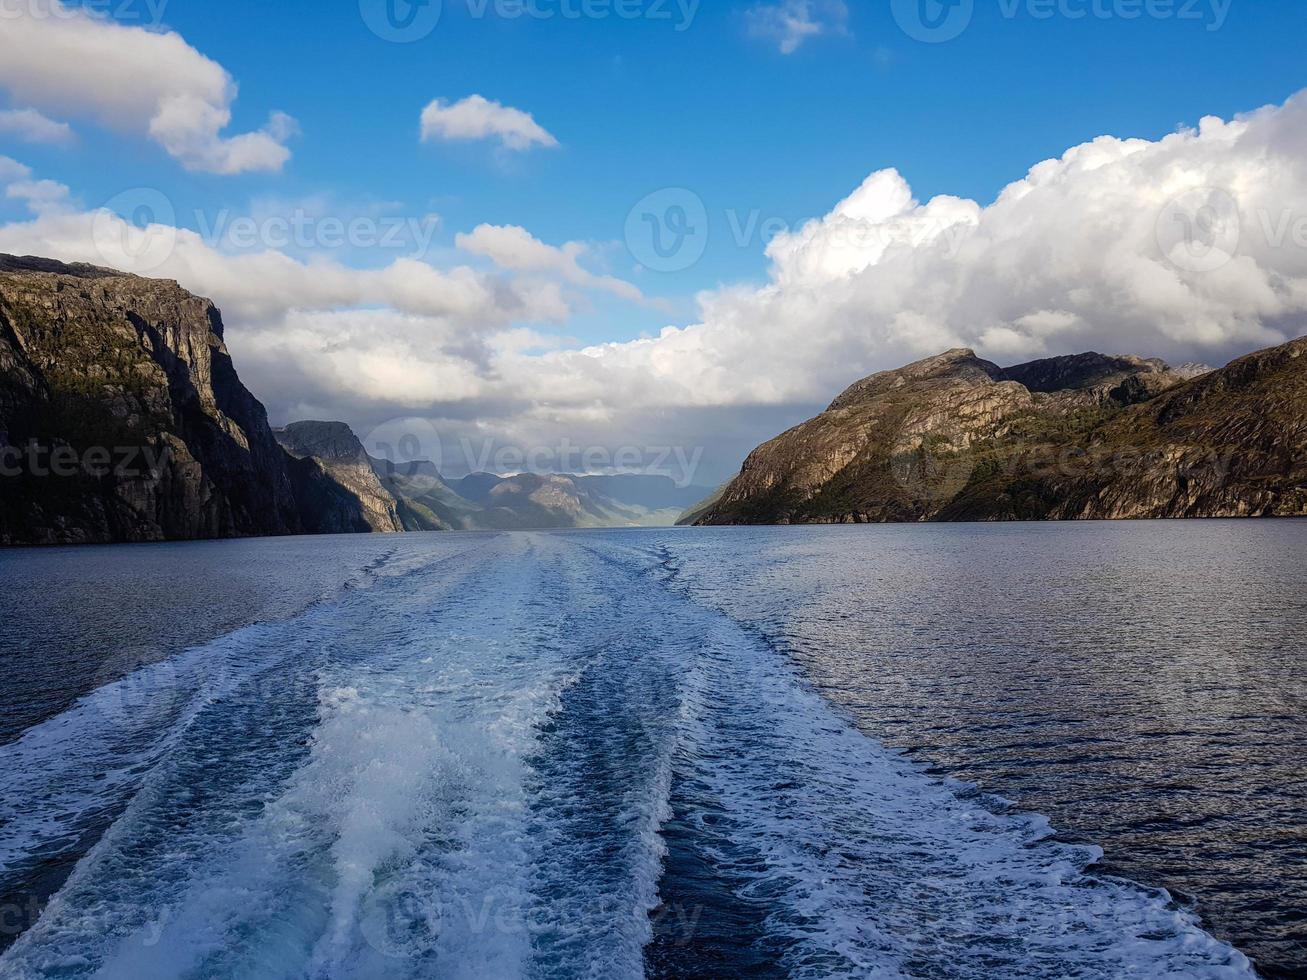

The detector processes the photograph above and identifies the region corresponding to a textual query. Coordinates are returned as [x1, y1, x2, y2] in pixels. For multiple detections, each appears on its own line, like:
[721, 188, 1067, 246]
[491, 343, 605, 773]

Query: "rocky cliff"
[0, 255, 305, 545]
[693, 340, 1307, 525]
[0, 255, 402, 545]
[275, 422, 403, 534]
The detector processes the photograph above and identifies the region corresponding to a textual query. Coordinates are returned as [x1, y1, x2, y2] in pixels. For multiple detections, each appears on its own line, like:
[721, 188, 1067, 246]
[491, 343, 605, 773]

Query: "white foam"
[0, 532, 1259, 979]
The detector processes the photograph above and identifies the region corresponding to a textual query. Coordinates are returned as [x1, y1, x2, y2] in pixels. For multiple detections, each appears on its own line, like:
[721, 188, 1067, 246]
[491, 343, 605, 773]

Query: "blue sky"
[2, 0, 1306, 481]
[11, 0, 1307, 340]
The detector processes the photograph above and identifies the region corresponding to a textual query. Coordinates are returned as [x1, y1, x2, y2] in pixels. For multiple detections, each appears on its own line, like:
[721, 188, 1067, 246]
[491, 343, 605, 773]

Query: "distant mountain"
[369, 457, 481, 531]
[692, 341, 1307, 525]
[428, 472, 703, 530]
[274, 422, 402, 534]
[676, 483, 727, 526]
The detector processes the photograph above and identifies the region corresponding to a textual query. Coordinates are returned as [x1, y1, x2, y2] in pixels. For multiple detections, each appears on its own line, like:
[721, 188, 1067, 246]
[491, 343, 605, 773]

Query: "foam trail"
[0, 540, 481, 905]
[0, 532, 1259, 980]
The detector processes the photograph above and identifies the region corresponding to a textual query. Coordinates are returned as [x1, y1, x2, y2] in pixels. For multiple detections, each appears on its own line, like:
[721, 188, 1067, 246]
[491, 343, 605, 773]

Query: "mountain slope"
[274, 422, 403, 534]
[0, 255, 405, 545]
[430, 472, 700, 529]
[0, 254, 304, 545]
[370, 457, 481, 531]
[693, 341, 1306, 525]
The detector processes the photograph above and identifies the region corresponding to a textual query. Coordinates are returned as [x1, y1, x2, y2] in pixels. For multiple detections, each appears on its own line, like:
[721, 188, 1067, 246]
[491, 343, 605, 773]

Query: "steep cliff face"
[0, 255, 303, 545]
[274, 422, 403, 534]
[695, 340, 1307, 525]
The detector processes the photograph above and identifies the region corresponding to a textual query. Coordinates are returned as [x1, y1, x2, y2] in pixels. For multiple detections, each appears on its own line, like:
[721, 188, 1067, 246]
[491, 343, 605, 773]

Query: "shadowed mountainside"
[0, 255, 306, 545]
[274, 421, 403, 534]
[0, 255, 396, 545]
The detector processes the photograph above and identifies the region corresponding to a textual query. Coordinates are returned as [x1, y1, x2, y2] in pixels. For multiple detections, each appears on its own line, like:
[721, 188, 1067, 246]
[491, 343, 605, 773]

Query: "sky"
[1, 0, 1306, 484]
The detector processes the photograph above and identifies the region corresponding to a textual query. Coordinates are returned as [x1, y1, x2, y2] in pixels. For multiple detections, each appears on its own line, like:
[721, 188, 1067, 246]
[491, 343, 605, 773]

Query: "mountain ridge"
[691, 340, 1306, 525]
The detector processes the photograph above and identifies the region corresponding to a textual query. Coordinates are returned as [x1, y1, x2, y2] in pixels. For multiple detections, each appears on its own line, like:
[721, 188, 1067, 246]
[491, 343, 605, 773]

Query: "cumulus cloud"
[0, 0, 295, 174]
[420, 96, 558, 152]
[457, 224, 644, 302]
[0, 108, 75, 146]
[745, 0, 849, 54]
[4, 91, 1307, 481]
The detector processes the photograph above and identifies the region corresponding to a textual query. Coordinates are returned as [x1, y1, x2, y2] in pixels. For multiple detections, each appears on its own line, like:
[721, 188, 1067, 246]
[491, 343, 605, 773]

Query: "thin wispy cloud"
[457, 224, 645, 303]
[420, 96, 558, 152]
[745, 0, 850, 55]
[0, 108, 75, 146]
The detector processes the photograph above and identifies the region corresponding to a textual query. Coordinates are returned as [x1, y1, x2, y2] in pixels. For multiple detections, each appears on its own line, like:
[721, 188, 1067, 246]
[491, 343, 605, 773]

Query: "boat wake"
[0, 533, 1254, 978]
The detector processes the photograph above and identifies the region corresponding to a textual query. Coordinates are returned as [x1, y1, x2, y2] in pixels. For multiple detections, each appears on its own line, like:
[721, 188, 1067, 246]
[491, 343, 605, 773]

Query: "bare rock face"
[0, 255, 303, 545]
[274, 421, 403, 534]
[695, 338, 1307, 525]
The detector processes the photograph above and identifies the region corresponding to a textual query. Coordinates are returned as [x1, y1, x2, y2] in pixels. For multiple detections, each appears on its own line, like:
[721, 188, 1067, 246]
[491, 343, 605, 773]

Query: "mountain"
[369, 457, 481, 531]
[0, 254, 399, 545]
[691, 340, 1307, 525]
[440, 472, 699, 529]
[0, 254, 307, 545]
[274, 422, 403, 534]
[675, 483, 728, 526]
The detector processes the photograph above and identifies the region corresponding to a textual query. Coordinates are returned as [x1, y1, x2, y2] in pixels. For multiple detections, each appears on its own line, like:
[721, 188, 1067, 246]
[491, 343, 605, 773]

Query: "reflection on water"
[661, 521, 1307, 977]
[0, 522, 1301, 977]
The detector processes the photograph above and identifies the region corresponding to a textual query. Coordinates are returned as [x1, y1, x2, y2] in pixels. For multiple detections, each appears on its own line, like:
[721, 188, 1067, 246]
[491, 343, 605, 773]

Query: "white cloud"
[6, 178, 71, 214]
[0, 0, 295, 174]
[0, 108, 74, 146]
[0, 192, 566, 325]
[4, 91, 1307, 481]
[746, 0, 849, 54]
[456, 224, 644, 302]
[419, 96, 558, 152]
[0, 156, 32, 183]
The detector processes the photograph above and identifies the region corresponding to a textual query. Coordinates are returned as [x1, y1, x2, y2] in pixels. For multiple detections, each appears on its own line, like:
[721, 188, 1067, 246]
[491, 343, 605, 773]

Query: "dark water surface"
[0, 522, 1300, 978]
[659, 521, 1307, 978]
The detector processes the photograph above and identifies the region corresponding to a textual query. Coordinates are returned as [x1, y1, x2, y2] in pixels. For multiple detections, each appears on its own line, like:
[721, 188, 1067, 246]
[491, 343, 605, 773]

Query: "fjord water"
[0, 525, 1300, 978]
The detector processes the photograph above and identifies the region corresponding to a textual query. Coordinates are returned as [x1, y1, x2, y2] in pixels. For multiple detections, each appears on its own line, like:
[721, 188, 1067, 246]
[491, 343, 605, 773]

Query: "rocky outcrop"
[274, 422, 403, 534]
[0, 254, 303, 545]
[693, 339, 1307, 525]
